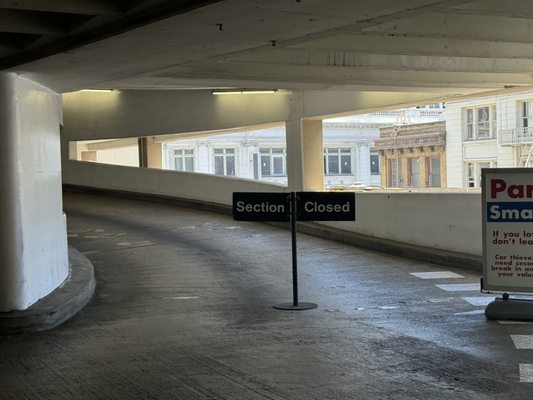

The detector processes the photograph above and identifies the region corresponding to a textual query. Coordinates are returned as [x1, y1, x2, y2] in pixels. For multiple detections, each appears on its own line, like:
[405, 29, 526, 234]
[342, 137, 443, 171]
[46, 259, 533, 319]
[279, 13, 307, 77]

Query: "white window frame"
[464, 105, 496, 141]
[324, 148, 352, 176]
[370, 151, 380, 175]
[465, 160, 496, 188]
[259, 148, 286, 177]
[214, 148, 236, 176]
[172, 148, 194, 172]
[519, 100, 532, 129]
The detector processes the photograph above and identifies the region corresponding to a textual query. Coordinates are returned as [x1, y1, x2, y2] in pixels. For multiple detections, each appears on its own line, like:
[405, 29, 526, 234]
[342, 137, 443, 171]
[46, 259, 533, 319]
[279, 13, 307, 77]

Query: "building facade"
[374, 121, 447, 188]
[162, 123, 382, 188]
[445, 89, 533, 188]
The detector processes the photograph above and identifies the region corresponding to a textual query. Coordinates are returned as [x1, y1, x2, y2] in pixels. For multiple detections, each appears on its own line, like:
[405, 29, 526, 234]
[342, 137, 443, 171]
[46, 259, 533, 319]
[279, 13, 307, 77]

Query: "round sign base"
[273, 302, 317, 311]
[485, 297, 533, 321]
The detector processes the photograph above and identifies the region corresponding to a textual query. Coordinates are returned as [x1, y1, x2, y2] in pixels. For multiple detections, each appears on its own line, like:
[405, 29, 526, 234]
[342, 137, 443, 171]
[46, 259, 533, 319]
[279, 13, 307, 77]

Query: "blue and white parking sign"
[483, 168, 533, 293]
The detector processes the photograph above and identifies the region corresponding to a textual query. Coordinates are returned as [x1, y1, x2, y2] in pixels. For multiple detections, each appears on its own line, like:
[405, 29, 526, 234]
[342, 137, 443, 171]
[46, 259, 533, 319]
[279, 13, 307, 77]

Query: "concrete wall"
[97, 145, 138, 167]
[63, 161, 482, 256]
[322, 192, 480, 255]
[63, 161, 287, 205]
[0, 73, 68, 311]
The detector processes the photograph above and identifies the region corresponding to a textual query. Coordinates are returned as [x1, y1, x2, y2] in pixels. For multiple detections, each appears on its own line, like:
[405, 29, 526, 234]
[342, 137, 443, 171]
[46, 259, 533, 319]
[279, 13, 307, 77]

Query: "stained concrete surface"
[0, 192, 532, 399]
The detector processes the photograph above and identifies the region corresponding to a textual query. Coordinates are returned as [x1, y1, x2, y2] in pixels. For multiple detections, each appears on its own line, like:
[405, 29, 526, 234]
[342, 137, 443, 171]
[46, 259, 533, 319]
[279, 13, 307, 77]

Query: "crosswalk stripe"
[511, 335, 533, 349]
[436, 283, 479, 292]
[410, 271, 464, 279]
[462, 297, 494, 306]
[520, 364, 533, 382]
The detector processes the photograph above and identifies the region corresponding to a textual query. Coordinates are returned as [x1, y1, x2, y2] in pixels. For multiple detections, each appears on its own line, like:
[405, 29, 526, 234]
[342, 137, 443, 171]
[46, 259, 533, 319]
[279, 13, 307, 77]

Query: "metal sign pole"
[274, 192, 317, 311]
[291, 191, 298, 306]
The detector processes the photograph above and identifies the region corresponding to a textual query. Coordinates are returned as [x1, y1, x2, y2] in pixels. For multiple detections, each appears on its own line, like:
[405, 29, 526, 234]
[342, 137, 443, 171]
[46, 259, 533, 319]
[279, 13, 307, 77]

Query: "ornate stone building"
[374, 121, 446, 188]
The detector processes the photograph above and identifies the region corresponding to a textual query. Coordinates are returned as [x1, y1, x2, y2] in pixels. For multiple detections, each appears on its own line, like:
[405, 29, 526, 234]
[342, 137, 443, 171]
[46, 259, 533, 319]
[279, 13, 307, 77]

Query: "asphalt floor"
[1, 192, 532, 399]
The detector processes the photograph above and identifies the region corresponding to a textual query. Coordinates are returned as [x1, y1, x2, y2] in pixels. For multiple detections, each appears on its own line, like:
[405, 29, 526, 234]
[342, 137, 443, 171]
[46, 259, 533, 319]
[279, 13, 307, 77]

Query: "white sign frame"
[482, 168, 533, 293]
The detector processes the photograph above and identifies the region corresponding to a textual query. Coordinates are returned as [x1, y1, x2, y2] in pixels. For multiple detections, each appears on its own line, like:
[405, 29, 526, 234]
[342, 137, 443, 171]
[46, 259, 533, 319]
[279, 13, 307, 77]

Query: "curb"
[0, 246, 95, 335]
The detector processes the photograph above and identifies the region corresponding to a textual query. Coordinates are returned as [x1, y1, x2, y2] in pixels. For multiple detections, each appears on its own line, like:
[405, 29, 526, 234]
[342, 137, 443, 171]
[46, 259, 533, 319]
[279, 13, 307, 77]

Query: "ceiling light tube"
[80, 89, 114, 93]
[212, 89, 277, 95]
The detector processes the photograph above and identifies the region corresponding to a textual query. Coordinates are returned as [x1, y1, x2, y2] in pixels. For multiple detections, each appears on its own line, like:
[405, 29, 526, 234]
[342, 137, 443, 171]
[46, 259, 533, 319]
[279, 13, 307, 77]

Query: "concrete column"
[146, 137, 162, 169]
[302, 119, 324, 191]
[358, 143, 371, 184]
[286, 92, 325, 191]
[286, 91, 305, 191]
[0, 73, 68, 311]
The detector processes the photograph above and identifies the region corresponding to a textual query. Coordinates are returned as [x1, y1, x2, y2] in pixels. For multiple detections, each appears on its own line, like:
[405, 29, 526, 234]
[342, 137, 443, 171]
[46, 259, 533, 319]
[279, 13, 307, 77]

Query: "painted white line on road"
[520, 364, 533, 382]
[462, 297, 494, 306]
[410, 271, 464, 279]
[436, 283, 480, 292]
[512, 335, 533, 349]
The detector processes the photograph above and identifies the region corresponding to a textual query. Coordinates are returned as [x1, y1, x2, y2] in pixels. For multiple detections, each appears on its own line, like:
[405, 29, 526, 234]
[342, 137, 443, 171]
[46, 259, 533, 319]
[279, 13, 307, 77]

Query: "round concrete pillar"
[0, 73, 68, 311]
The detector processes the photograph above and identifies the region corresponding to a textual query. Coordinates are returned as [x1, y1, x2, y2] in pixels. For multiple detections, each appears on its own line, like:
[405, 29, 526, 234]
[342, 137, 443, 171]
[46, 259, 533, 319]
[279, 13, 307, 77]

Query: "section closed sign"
[233, 192, 290, 222]
[297, 192, 355, 221]
[482, 168, 533, 293]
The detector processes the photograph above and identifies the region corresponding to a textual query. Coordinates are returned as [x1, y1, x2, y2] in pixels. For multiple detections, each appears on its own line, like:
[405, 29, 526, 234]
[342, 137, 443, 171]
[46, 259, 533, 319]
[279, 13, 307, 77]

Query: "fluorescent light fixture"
[212, 89, 277, 95]
[80, 89, 114, 93]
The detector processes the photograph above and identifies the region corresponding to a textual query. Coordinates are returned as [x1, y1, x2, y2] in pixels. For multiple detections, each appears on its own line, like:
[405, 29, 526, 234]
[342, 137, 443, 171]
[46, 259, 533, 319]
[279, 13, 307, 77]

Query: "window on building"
[214, 148, 235, 176]
[389, 158, 401, 187]
[324, 148, 352, 175]
[477, 107, 490, 138]
[521, 100, 530, 128]
[173, 149, 194, 172]
[466, 160, 495, 188]
[466, 108, 474, 140]
[260, 148, 286, 176]
[370, 152, 380, 175]
[465, 105, 496, 140]
[408, 158, 421, 187]
[427, 157, 441, 188]
[466, 163, 475, 188]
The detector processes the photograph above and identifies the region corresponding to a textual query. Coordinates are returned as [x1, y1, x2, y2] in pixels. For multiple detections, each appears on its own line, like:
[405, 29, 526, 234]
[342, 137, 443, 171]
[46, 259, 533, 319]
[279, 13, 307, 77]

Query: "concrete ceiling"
[4, 0, 533, 94]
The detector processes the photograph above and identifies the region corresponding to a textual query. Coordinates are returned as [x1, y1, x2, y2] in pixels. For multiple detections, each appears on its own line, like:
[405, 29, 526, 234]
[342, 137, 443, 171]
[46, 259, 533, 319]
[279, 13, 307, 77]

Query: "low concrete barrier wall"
[63, 160, 287, 205]
[63, 161, 482, 266]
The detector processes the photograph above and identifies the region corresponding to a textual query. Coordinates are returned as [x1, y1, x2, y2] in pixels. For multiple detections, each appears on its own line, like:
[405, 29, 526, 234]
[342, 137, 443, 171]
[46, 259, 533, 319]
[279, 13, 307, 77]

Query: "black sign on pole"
[297, 192, 355, 221]
[233, 192, 290, 222]
[232, 191, 356, 312]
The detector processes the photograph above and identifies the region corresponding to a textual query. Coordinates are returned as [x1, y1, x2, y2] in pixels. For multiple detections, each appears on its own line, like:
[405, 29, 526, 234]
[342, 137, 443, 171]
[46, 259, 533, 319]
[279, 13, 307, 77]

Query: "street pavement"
[0, 192, 531, 399]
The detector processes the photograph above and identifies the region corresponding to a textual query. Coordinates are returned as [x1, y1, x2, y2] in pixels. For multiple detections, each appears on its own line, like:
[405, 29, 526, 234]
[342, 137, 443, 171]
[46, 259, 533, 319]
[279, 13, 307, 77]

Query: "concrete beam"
[0, 9, 67, 35]
[62, 89, 449, 141]
[226, 48, 533, 74]
[162, 63, 532, 91]
[288, 33, 533, 60]
[0, 0, 122, 15]
[365, 12, 533, 44]
[62, 89, 292, 141]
